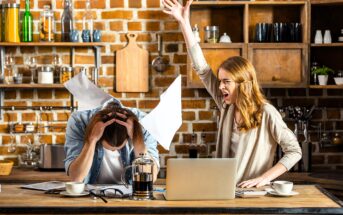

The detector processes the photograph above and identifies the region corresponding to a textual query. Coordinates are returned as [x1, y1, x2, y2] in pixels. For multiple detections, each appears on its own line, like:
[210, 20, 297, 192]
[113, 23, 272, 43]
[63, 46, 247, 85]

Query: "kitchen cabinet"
[309, 2, 343, 88]
[0, 42, 104, 118]
[187, 1, 309, 88]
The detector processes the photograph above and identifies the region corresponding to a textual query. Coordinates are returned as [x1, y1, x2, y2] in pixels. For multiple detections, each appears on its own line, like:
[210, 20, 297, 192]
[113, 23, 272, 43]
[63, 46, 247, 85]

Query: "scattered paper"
[139, 75, 182, 150]
[64, 72, 112, 111]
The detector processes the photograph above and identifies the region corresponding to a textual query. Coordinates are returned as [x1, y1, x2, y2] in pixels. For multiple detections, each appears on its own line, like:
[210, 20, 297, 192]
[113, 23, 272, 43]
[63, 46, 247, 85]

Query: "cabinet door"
[187, 43, 246, 88]
[248, 43, 308, 88]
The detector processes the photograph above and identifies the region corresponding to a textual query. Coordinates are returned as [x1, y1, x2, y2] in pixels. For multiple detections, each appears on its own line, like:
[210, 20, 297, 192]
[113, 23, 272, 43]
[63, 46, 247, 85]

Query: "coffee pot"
[122, 153, 155, 200]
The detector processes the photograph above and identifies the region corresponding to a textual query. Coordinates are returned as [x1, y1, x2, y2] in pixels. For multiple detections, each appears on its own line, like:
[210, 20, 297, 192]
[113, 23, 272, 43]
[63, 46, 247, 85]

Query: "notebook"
[164, 158, 237, 200]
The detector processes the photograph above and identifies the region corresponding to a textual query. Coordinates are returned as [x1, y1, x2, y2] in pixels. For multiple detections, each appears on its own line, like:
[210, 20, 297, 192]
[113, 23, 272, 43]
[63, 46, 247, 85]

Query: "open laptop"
[164, 158, 237, 200]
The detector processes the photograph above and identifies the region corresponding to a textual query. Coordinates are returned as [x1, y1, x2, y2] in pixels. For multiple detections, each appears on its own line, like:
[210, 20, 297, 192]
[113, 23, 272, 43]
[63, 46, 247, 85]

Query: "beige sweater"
[189, 44, 302, 183]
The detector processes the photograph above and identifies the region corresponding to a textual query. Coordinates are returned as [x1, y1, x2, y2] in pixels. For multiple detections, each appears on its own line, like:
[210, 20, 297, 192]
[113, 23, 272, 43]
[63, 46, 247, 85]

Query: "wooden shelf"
[200, 43, 245, 48]
[249, 43, 307, 48]
[192, 1, 307, 6]
[311, 0, 343, 5]
[0, 84, 65, 89]
[309, 85, 343, 89]
[311, 43, 343, 47]
[0, 42, 105, 47]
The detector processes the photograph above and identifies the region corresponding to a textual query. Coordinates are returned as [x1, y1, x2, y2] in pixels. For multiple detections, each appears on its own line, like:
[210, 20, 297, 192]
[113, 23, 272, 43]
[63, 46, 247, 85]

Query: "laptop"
[164, 158, 237, 200]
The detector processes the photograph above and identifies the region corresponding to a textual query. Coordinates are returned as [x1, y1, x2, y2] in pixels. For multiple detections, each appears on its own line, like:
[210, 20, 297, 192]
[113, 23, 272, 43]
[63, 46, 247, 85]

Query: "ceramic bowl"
[334, 77, 343, 85]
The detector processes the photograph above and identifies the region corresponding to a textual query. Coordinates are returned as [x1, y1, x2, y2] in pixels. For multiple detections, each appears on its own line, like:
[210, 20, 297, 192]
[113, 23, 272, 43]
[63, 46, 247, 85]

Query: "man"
[64, 98, 159, 184]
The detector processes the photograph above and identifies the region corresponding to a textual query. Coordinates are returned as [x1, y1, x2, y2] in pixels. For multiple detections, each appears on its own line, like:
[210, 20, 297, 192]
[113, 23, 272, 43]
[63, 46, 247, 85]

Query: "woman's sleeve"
[189, 43, 222, 108]
[267, 106, 302, 170]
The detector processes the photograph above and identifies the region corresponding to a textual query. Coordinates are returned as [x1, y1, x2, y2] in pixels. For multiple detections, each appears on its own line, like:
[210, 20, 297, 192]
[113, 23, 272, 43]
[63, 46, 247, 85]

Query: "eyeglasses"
[90, 188, 128, 199]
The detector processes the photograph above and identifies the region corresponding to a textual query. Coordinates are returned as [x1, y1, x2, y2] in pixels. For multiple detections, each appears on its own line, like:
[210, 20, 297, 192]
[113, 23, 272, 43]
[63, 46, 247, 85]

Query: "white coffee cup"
[271, 180, 293, 194]
[65, 182, 85, 195]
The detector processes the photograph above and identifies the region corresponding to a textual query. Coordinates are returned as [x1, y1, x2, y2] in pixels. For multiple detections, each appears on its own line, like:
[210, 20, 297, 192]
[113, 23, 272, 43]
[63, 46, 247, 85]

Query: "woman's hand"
[162, 0, 193, 24]
[238, 176, 270, 188]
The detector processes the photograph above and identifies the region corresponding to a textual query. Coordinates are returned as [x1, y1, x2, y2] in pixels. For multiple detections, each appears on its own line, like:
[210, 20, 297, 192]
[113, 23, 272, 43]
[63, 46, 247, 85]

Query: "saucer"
[266, 189, 299, 197]
[60, 191, 89, 197]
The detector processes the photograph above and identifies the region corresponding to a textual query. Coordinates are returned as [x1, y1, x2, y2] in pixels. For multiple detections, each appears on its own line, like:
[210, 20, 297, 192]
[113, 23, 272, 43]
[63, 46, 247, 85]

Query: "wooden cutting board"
[116, 33, 149, 92]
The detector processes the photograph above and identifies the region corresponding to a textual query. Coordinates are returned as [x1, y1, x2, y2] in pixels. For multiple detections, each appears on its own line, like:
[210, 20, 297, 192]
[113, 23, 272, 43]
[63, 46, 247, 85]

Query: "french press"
[122, 153, 155, 200]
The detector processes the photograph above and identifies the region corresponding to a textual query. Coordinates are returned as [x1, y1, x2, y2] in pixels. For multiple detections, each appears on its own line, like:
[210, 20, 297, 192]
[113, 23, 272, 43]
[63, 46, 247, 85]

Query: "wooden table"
[0, 184, 342, 214]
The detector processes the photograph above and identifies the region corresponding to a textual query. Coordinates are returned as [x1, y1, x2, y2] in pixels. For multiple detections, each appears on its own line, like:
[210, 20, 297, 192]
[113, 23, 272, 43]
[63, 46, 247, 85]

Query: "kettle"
[122, 153, 155, 200]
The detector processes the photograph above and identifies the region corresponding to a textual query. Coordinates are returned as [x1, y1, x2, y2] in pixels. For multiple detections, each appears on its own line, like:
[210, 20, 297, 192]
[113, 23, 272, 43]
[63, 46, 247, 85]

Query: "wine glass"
[25, 56, 37, 84]
[5, 54, 15, 83]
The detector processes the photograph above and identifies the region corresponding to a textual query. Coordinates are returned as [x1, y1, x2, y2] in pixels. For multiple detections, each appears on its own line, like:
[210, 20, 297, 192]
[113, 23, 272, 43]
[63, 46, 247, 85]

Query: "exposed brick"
[32, 101, 63, 107]
[182, 111, 196, 121]
[193, 123, 217, 132]
[56, 135, 66, 144]
[128, 22, 142, 31]
[0, 146, 26, 155]
[318, 99, 343, 108]
[49, 123, 67, 133]
[40, 113, 53, 121]
[3, 113, 17, 122]
[177, 123, 188, 132]
[155, 77, 176, 87]
[102, 11, 133, 19]
[4, 90, 16, 99]
[110, 0, 124, 8]
[146, 22, 160, 31]
[157, 145, 169, 154]
[328, 155, 343, 164]
[57, 112, 70, 121]
[312, 155, 325, 165]
[4, 101, 27, 107]
[311, 109, 323, 120]
[129, 0, 141, 8]
[327, 109, 341, 119]
[21, 113, 36, 122]
[147, 0, 160, 8]
[55, 90, 70, 99]
[37, 90, 53, 99]
[163, 33, 184, 42]
[288, 88, 307, 97]
[199, 111, 213, 120]
[181, 89, 195, 97]
[198, 89, 211, 98]
[166, 44, 178, 53]
[182, 100, 206, 109]
[137, 11, 169, 20]
[144, 89, 160, 98]
[39, 135, 53, 144]
[138, 100, 159, 109]
[120, 100, 137, 108]
[282, 99, 316, 107]
[173, 54, 187, 64]
[98, 77, 114, 87]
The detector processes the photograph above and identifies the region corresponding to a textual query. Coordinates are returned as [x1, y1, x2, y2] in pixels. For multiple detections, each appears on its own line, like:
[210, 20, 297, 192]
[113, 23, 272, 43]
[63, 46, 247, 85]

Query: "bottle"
[314, 30, 323, 44]
[323, 30, 332, 44]
[22, 0, 33, 42]
[61, 0, 74, 42]
[39, 5, 54, 42]
[338, 29, 343, 42]
[82, 0, 93, 42]
[192, 24, 200, 43]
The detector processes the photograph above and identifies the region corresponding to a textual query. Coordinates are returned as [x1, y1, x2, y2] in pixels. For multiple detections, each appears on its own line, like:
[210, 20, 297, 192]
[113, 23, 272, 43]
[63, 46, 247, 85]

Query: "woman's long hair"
[85, 102, 144, 147]
[218, 56, 268, 132]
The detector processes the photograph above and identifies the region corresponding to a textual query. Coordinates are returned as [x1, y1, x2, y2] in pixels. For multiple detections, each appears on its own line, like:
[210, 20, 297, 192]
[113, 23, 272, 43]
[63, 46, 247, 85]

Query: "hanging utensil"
[152, 34, 169, 73]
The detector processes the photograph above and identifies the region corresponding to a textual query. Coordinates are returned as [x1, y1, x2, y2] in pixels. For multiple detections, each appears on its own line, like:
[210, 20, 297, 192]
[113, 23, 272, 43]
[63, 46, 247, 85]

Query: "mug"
[82, 30, 91, 42]
[69, 30, 79, 42]
[65, 182, 85, 195]
[93, 30, 102, 42]
[271, 180, 293, 194]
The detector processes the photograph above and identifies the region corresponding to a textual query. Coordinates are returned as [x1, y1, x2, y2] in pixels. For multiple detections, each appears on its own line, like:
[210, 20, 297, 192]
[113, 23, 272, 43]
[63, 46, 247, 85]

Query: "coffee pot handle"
[121, 165, 132, 188]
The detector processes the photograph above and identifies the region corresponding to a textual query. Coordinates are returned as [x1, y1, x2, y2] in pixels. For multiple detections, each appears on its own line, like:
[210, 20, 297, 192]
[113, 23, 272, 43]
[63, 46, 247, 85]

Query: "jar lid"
[204, 26, 219, 31]
[62, 66, 73, 72]
[39, 66, 54, 72]
[3, 3, 20, 8]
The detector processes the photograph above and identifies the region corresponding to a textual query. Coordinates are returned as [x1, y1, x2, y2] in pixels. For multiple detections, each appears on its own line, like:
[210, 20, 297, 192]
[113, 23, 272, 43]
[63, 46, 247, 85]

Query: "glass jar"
[3, 3, 20, 42]
[39, 5, 54, 42]
[38, 66, 54, 84]
[204, 26, 219, 43]
[60, 66, 73, 83]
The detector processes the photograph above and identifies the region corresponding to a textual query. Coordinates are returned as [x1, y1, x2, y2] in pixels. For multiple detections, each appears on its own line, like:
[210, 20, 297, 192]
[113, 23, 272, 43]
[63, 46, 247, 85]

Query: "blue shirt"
[64, 98, 160, 184]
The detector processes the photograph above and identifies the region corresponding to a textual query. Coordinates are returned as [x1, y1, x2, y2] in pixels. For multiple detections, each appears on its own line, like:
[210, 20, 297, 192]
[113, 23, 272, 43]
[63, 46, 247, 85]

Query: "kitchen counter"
[0, 184, 342, 214]
[0, 168, 70, 183]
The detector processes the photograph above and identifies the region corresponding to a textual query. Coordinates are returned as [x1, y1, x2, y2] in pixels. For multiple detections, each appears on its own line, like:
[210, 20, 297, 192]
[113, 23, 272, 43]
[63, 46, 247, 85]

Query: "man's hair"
[86, 102, 144, 147]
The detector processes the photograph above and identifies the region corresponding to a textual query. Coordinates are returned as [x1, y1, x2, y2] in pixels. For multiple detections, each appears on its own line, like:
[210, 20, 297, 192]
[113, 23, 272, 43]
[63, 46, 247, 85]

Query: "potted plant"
[311, 65, 334, 85]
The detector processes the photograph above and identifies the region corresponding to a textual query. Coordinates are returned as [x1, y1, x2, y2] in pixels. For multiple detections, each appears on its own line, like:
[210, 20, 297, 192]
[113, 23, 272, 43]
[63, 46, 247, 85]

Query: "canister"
[38, 66, 54, 84]
[204, 26, 219, 43]
[3, 3, 20, 43]
[60, 66, 73, 84]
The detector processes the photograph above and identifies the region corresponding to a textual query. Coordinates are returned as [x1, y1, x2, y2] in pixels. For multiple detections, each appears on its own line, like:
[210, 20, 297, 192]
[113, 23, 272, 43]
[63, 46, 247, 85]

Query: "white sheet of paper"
[64, 72, 112, 111]
[139, 75, 182, 150]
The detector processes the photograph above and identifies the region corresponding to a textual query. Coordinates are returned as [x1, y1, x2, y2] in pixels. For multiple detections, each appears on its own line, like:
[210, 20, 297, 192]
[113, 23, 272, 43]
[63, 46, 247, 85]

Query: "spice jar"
[38, 66, 54, 84]
[25, 123, 35, 133]
[39, 5, 54, 42]
[3, 3, 20, 42]
[204, 26, 219, 43]
[60, 66, 73, 84]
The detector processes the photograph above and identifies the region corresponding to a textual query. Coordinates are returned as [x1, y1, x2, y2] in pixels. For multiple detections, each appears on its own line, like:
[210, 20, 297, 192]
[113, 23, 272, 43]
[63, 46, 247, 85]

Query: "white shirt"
[96, 148, 124, 184]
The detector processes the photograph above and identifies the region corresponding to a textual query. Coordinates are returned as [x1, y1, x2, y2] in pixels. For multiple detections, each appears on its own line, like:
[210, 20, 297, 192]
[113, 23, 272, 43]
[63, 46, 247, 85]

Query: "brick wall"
[0, 0, 342, 174]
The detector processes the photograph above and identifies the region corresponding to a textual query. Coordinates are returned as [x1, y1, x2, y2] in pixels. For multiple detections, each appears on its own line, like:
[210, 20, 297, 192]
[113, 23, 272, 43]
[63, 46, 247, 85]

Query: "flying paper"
[139, 75, 182, 150]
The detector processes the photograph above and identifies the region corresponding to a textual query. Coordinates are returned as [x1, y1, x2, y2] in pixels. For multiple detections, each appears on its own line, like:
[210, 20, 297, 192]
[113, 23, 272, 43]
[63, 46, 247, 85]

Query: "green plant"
[311, 65, 334, 76]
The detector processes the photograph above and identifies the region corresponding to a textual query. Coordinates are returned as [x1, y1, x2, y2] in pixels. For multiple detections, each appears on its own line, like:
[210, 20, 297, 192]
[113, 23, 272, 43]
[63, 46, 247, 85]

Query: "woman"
[64, 99, 159, 184]
[163, 0, 302, 188]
